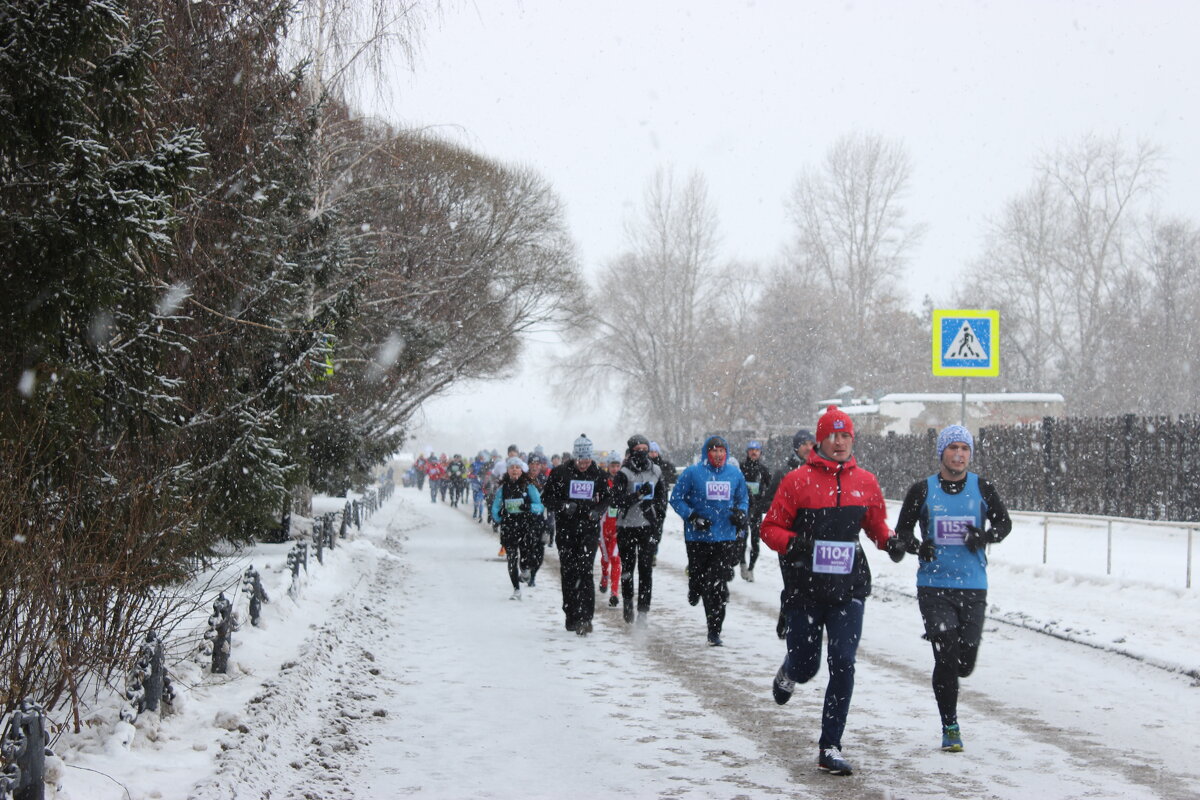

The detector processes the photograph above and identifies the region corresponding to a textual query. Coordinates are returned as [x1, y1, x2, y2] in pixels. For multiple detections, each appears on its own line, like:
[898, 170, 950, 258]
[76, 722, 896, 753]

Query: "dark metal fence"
[852, 415, 1200, 523]
[668, 415, 1200, 523]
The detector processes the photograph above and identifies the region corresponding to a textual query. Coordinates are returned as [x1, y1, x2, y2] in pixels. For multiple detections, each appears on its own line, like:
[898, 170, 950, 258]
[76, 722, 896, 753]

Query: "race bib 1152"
[934, 516, 974, 546]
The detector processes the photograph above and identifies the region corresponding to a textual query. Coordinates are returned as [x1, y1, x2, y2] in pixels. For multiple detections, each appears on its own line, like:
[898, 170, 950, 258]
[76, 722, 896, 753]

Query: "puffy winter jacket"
[669, 435, 750, 543]
[761, 447, 892, 605]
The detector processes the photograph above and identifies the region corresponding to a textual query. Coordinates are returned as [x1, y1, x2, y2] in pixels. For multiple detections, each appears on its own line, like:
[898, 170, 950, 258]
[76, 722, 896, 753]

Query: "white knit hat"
[572, 433, 594, 461]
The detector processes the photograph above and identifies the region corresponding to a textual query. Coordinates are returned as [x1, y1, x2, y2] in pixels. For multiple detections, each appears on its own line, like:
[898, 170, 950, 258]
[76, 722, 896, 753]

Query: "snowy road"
[156, 490, 1200, 799]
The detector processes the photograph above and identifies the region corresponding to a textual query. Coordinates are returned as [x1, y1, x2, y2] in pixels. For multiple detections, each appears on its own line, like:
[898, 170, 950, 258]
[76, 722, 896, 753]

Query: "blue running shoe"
[818, 747, 853, 775]
[942, 724, 964, 752]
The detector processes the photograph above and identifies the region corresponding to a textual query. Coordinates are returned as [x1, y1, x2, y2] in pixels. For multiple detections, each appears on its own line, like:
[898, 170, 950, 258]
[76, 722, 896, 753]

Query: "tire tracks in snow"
[541, 537, 1200, 800]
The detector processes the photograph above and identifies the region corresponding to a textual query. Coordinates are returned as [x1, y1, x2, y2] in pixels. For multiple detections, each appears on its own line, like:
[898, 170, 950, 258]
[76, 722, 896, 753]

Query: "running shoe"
[772, 665, 795, 705]
[609, 594, 619, 607]
[576, 621, 592, 637]
[818, 747, 852, 775]
[739, 564, 750, 581]
[509, 588, 521, 601]
[942, 724, 964, 752]
[707, 632, 723, 646]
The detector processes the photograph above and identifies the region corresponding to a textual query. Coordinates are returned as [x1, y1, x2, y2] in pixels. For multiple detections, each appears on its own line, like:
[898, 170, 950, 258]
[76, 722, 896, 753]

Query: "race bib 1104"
[705, 481, 732, 501]
[569, 480, 595, 500]
[812, 540, 855, 574]
[934, 516, 974, 546]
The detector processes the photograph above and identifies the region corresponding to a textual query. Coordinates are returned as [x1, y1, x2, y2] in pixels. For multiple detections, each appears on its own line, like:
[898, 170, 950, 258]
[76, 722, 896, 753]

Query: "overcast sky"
[365, 0, 1200, 457]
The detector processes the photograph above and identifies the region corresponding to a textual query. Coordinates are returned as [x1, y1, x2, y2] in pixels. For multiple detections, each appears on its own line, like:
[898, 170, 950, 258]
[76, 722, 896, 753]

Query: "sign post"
[932, 309, 999, 424]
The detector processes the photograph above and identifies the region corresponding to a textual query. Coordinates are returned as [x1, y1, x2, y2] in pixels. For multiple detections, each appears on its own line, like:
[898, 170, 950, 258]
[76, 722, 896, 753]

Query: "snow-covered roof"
[879, 393, 1065, 403]
[839, 403, 879, 415]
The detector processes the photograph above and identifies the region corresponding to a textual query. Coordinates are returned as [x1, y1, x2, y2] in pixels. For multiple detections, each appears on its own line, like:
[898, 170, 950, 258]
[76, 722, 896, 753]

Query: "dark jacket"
[739, 457, 773, 517]
[541, 462, 611, 539]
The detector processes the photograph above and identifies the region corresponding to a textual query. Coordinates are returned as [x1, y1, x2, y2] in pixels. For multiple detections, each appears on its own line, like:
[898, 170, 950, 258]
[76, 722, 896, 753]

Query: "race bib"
[812, 540, 856, 574]
[934, 516, 973, 546]
[634, 481, 654, 500]
[504, 498, 524, 514]
[607, 506, 618, 518]
[705, 481, 732, 501]
[569, 480, 595, 500]
[746, 481, 760, 496]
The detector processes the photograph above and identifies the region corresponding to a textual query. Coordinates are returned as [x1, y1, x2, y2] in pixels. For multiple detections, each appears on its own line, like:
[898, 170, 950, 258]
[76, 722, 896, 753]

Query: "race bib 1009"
[705, 481, 732, 501]
[812, 540, 855, 574]
[934, 516, 974, 546]
[569, 480, 595, 500]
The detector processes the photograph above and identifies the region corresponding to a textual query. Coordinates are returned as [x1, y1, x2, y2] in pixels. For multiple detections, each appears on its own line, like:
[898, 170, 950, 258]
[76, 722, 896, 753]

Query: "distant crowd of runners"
[404, 406, 1012, 776]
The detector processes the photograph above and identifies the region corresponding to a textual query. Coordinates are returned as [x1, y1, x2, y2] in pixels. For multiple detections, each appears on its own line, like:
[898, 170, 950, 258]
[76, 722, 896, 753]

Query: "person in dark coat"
[611, 434, 663, 625]
[541, 434, 611, 636]
[737, 439, 773, 582]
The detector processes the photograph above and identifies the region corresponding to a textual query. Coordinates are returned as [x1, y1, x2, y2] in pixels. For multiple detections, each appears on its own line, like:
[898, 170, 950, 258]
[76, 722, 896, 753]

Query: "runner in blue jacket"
[669, 434, 750, 646]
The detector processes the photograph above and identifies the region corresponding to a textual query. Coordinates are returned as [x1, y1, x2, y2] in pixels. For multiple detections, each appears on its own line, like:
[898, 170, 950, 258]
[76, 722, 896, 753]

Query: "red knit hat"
[816, 404, 854, 441]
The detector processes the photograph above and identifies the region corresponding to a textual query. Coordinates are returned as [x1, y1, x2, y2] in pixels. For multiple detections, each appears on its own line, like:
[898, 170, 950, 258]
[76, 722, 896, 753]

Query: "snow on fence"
[0, 481, 395, 798]
[1007, 509, 1197, 589]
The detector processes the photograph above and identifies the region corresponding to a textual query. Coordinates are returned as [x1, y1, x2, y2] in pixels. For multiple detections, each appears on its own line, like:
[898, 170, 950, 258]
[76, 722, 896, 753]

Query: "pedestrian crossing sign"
[932, 309, 999, 377]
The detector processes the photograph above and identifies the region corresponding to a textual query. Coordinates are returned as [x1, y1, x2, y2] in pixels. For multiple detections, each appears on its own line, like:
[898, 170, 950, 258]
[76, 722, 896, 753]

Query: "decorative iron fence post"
[123, 632, 172, 722]
[207, 593, 234, 675]
[241, 566, 268, 626]
[324, 513, 335, 551]
[1, 699, 48, 800]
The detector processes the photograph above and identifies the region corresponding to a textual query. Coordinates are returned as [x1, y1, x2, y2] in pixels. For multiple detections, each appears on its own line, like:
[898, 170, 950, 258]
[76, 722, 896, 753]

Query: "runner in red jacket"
[760, 405, 903, 776]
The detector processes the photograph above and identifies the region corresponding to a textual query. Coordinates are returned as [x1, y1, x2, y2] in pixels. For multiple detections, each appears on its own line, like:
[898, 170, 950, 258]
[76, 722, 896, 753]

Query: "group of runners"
[408, 405, 1012, 776]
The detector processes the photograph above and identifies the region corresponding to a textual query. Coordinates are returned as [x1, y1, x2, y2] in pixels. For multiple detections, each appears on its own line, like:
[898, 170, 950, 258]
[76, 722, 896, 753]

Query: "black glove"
[918, 538, 937, 563]
[637, 483, 654, 498]
[885, 535, 907, 563]
[560, 501, 578, 517]
[786, 534, 813, 562]
[729, 508, 748, 529]
[688, 512, 711, 532]
[640, 500, 658, 523]
[964, 525, 986, 553]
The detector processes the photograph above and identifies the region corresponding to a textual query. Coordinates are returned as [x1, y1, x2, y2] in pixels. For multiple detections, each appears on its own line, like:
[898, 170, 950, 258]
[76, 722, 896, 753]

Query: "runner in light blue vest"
[894, 425, 1012, 754]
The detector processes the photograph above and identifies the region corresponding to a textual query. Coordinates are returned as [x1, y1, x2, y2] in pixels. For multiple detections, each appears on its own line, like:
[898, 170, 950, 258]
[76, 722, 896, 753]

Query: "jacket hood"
[700, 434, 730, 467]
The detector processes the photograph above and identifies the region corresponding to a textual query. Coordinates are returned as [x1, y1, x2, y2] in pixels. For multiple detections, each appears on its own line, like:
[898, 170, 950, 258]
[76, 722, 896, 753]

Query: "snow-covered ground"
[51, 487, 1200, 799]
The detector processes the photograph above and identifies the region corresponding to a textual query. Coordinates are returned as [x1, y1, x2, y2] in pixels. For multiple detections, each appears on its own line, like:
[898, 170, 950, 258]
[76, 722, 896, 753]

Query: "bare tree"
[966, 134, 1163, 412]
[560, 168, 725, 447]
[785, 132, 924, 331]
[1040, 135, 1162, 410]
[965, 175, 1065, 389]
